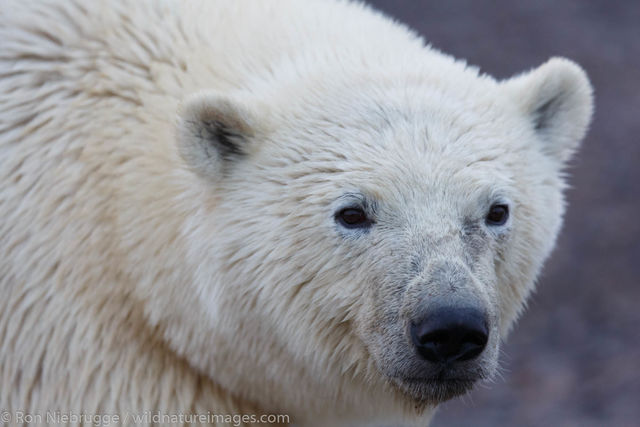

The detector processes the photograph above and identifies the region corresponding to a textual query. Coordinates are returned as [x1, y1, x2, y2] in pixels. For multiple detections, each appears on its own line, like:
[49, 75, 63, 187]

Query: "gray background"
[366, 1, 640, 426]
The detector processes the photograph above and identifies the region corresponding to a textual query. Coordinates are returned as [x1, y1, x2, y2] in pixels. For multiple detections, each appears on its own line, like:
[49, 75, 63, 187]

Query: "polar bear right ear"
[177, 92, 257, 178]
[502, 57, 594, 164]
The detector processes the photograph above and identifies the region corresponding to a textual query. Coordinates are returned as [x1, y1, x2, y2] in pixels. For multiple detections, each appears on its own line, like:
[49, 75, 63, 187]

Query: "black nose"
[410, 307, 489, 363]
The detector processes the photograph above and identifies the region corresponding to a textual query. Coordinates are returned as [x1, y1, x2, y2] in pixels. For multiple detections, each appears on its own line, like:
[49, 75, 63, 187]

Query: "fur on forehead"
[251, 80, 525, 176]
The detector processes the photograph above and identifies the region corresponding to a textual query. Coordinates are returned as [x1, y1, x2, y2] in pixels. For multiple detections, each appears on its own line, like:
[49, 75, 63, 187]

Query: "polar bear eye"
[335, 207, 372, 229]
[485, 204, 509, 226]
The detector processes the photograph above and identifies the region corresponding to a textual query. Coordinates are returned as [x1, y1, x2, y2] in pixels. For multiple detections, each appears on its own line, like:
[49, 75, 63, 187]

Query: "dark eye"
[485, 204, 509, 226]
[335, 207, 372, 229]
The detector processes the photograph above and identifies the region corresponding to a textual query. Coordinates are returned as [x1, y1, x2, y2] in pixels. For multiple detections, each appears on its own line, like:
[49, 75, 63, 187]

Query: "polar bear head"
[164, 57, 592, 419]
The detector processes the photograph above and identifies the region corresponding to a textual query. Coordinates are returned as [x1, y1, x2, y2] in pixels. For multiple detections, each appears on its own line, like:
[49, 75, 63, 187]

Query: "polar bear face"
[175, 58, 592, 411]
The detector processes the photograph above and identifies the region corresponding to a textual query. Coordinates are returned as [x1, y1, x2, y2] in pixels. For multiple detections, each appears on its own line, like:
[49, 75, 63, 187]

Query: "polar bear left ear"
[177, 92, 257, 178]
[502, 57, 594, 164]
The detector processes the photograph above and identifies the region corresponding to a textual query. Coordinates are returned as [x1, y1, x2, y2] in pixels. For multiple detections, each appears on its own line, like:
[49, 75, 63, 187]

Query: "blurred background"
[366, 1, 640, 426]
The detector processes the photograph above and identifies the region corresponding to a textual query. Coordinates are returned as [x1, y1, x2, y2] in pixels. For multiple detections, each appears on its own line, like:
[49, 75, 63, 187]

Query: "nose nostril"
[420, 330, 450, 346]
[410, 307, 489, 363]
[463, 330, 489, 347]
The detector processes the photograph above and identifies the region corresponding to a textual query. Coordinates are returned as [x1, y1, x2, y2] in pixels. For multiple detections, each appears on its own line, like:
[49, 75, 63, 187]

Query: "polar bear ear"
[502, 57, 594, 164]
[177, 92, 256, 178]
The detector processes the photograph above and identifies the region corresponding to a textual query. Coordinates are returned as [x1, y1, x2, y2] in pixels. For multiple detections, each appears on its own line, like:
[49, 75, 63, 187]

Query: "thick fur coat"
[0, 1, 592, 426]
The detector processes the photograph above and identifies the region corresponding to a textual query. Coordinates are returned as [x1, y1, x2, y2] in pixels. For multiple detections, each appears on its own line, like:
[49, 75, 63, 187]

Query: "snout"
[385, 303, 495, 403]
[410, 306, 488, 364]
[368, 261, 499, 403]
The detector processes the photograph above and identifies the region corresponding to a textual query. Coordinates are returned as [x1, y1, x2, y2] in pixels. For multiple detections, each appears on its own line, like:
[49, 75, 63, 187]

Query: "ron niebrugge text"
[2, 410, 290, 425]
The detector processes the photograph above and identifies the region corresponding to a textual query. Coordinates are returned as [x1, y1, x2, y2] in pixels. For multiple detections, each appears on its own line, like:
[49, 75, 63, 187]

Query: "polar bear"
[0, 0, 592, 426]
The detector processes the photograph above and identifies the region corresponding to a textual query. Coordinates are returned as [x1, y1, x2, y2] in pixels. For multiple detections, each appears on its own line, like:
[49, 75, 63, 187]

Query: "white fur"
[0, 1, 592, 426]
